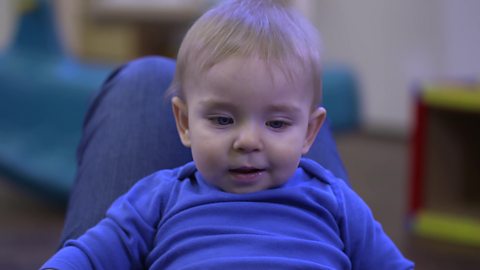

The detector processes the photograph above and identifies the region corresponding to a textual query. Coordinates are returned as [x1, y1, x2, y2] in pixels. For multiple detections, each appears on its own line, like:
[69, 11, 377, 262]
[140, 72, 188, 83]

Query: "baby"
[42, 0, 413, 269]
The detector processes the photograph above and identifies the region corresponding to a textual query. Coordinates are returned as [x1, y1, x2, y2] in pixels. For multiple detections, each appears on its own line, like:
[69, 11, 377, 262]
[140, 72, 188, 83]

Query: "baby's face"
[173, 57, 325, 193]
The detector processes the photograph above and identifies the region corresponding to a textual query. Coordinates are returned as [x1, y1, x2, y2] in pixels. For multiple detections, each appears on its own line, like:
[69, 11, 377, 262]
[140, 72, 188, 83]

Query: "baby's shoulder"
[299, 158, 357, 208]
[299, 158, 348, 188]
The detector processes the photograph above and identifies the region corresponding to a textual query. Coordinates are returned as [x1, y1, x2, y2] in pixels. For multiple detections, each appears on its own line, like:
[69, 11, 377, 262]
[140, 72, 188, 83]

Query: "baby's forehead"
[182, 56, 319, 108]
[190, 55, 314, 84]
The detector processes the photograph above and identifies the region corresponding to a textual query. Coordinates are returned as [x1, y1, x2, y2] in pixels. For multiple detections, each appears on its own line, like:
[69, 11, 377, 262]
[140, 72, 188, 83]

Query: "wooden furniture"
[409, 82, 480, 247]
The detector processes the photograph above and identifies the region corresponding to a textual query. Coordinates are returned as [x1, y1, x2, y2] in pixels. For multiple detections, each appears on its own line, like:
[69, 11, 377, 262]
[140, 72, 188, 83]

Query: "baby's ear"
[302, 107, 326, 154]
[172, 97, 191, 147]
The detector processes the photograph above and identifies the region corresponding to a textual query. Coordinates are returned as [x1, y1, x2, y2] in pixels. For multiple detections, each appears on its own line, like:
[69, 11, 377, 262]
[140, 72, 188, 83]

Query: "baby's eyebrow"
[199, 100, 233, 109]
[266, 104, 303, 115]
[198, 100, 302, 115]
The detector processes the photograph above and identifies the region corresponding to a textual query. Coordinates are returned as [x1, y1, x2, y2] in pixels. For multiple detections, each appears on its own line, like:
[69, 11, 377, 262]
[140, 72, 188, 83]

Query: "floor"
[1, 131, 479, 269]
[0, 179, 64, 269]
[335, 132, 480, 269]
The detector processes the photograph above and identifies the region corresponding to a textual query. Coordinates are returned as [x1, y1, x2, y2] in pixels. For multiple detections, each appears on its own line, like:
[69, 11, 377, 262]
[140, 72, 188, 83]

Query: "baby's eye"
[266, 120, 289, 129]
[210, 116, 234, 126]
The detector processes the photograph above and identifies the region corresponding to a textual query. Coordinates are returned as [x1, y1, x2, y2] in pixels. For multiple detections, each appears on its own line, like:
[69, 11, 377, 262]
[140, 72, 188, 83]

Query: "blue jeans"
[60, 56, 348, 244]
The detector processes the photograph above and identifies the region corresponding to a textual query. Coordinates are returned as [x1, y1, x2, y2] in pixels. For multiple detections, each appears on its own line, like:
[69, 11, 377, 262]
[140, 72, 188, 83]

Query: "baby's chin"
[199, 166, 296, 194]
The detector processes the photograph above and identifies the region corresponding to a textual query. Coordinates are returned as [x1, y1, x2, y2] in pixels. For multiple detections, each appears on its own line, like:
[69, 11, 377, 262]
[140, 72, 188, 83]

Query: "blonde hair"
[168, 0, 323, 106]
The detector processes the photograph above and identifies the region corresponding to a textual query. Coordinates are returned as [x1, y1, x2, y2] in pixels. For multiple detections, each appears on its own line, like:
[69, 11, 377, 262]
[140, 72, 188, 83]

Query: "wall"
[308, 0, 480, 135]
[441, 0, 480, 78]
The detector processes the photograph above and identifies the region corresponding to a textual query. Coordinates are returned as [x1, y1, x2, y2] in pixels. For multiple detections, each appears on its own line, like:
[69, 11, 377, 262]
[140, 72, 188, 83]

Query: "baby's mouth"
[229, 167, 265, 175]
[228, 167, 266, 182]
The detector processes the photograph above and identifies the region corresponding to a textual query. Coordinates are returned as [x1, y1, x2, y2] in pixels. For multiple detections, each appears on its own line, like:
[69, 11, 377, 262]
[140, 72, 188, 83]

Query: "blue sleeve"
[334, 181, 414, 269]
[40, 172, 170, 270]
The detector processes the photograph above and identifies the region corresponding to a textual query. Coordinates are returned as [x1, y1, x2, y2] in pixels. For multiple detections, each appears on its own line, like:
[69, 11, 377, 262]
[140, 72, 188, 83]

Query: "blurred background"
[0, 0, 479, 269]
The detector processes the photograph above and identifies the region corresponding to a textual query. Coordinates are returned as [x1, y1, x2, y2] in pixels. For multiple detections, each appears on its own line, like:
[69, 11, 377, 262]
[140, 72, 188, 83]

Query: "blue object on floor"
[0, 0, 113, 202]
[322, 64, 360, 131]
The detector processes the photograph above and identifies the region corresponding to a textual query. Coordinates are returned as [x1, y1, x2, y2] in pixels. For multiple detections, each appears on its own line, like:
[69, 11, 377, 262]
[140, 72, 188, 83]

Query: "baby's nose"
[232, 124, 263, 153]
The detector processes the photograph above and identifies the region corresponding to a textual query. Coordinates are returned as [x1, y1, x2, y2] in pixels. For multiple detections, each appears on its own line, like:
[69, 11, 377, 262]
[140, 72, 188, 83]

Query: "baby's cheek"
[191, 138, 226, 168]
[269, 143, 300, 163]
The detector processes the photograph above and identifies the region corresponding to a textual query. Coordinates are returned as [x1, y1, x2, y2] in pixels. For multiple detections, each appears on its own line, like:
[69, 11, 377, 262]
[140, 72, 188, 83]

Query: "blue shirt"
[42, 159, 414, 269]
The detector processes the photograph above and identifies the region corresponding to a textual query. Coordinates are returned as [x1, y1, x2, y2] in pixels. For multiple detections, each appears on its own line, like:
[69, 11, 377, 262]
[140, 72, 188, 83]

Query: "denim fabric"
[60, 56, 348, 244]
